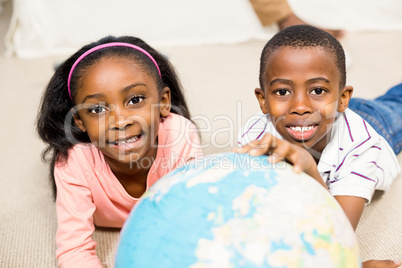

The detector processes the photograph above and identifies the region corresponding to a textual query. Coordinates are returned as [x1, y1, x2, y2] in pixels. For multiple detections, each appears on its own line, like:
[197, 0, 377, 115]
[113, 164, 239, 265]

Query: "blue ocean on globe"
[115, 153, 360, 268]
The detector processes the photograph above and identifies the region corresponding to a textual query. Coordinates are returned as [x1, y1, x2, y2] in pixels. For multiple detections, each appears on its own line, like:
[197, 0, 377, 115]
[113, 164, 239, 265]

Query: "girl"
[36, 36, 202, 267]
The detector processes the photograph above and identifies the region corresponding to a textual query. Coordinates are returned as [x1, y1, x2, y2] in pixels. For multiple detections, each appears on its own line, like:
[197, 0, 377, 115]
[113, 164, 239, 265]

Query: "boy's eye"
[311, 88, 325, 95]
[88, 105, 107, 114]
[128, 96, 145, 105]
[275, 89, 290, 96]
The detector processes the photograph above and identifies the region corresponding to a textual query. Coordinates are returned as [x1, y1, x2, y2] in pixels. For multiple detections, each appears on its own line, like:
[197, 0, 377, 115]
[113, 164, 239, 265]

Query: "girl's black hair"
[36, 35, 192, 197]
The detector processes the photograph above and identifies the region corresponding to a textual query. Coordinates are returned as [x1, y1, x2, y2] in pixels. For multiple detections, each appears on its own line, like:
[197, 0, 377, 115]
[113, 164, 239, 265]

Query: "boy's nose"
[290, 93, 313, 115]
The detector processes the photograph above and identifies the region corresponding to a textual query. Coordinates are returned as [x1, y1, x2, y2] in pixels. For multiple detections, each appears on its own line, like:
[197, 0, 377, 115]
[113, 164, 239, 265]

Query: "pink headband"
[67, 42, 161, 100]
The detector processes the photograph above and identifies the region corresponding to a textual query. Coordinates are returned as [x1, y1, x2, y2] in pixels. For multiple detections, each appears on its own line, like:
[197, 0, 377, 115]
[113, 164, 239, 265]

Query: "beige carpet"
[0, 1, 401, 267]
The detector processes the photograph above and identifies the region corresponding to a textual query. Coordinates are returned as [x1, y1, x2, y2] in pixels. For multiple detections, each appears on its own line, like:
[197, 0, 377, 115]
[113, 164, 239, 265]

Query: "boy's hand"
[233, 133, 326, 189]
[363, 260, 401, 268]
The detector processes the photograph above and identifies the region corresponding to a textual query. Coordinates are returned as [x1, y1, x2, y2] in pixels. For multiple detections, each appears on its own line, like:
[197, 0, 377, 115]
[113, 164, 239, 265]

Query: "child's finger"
[237, 136, 270, 155]
[393, 261, 402, 267]
[267, 152, 284, 164]
[267, 141, 304, 173]
[232, 147, 244, 153]
[363, 260, 402, 268]
[292, 164, 303, 174]
[234, 134, 278, 156]
[268, 139, 291, 160]
[249, 145, 269, 156]
[249, 134, 276, 156]
[233, 141, 257, 153]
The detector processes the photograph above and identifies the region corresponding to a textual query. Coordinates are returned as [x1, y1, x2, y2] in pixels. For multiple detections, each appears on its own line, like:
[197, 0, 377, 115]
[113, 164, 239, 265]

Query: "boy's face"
[255, 47, 353, 155]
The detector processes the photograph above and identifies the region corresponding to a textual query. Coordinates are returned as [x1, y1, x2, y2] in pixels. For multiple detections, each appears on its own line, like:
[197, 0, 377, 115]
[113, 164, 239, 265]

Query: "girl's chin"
[102, 149, 144, 165]
[103, 146, 158, 169]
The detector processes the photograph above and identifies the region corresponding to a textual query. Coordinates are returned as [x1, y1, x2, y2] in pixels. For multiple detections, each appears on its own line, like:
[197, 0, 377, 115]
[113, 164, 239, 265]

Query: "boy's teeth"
[114, 136, 139, 145]
[290, 126, 314, 132]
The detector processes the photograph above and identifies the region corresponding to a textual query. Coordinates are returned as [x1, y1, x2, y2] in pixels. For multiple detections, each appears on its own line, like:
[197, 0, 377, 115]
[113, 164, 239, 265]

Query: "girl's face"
[73, 57, 170, 169]
[255, 47, 352, 156]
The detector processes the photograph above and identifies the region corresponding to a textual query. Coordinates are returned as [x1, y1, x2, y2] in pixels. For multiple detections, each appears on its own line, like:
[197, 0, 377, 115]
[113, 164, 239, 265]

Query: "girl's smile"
[109, 133, 143, 150]
[109, 134, 142, 147]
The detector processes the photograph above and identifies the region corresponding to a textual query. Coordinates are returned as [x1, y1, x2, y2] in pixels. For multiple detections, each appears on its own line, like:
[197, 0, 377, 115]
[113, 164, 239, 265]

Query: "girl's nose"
[290, 92, 313, 115]
[109, 106, 134, 130]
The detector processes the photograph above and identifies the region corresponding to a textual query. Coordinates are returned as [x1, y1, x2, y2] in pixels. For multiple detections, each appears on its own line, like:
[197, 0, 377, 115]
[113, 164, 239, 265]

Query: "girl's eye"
[128, 96, 145, 105]
[88, 105, 107, 114]
[311, 88, 325, 95]
[275, 89, 290, 96]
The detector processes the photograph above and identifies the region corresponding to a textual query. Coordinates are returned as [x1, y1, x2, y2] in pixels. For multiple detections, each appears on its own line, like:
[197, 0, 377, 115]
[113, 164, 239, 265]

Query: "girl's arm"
[169, 117, 204, 167]
[54, 163, 103, 268]
[184, 128, 204, 161]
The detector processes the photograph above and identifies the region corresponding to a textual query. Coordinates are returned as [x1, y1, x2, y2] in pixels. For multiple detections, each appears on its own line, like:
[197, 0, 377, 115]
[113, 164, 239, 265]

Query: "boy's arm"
[234, 133, 327, 189]
[234, 133, 366, 230]
[236, 134, 402, 267]
[362, 260, 402, 268]
[334, 195, 365, 230]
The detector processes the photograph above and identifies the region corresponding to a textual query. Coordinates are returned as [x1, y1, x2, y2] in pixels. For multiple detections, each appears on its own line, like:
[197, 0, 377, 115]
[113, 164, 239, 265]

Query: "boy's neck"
[306, 148, 322, 164]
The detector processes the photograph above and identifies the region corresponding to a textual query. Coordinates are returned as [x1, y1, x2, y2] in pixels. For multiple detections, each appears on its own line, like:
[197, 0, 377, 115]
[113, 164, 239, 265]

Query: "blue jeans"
[349, 83, 402, 155]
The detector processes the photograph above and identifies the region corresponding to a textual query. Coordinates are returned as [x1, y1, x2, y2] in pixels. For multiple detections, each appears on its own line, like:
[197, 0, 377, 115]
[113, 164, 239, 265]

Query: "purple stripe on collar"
[344, 113, 354, 142]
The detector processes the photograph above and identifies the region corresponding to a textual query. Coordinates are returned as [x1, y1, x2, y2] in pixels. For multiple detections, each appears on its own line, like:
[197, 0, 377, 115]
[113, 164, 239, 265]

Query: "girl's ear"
[255, 88, 269, 114]
[338, 85, 354, 113]
[160, 87, 171, 117]
[72, 110, 87, 132]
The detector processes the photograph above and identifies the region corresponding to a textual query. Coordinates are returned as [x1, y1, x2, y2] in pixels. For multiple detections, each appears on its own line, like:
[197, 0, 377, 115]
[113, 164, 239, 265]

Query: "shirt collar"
[317, 112, 343, 173]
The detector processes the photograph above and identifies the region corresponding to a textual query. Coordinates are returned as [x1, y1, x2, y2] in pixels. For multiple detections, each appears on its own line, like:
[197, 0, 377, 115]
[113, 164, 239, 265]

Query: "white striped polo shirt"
[238, 108, 400, 203]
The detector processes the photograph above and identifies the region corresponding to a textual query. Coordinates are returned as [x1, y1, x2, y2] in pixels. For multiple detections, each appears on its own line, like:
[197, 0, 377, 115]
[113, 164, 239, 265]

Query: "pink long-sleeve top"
[54, 114, 202, 267]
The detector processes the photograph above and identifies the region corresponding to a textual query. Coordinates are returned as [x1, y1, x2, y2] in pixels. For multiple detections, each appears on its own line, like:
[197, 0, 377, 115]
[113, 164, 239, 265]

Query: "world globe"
[115, 153, 360, 268]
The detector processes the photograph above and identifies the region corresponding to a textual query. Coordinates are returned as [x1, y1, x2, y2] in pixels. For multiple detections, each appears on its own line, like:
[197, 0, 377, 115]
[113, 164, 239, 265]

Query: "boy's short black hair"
[259, 25, 346, 89]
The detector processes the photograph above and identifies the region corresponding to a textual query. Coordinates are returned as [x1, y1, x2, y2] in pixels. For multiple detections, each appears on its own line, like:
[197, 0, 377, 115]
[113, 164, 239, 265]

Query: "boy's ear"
[160, 87, 171, 117]
[255, 88, 269, 114]
[72, 110, 87, 133]
[338, 85, 354, 113]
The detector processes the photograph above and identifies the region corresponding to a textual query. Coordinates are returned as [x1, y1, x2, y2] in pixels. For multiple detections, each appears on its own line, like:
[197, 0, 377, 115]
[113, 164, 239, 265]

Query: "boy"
[234, 25, 401, 268]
